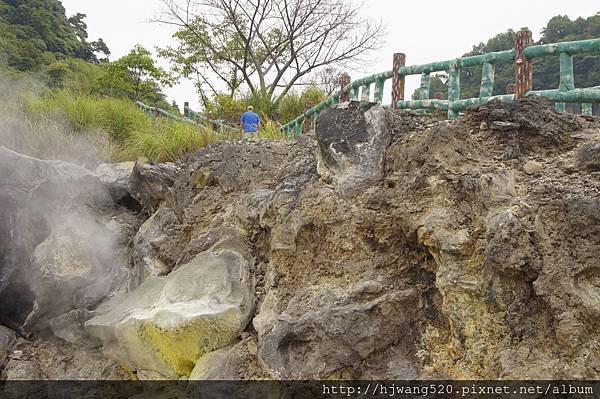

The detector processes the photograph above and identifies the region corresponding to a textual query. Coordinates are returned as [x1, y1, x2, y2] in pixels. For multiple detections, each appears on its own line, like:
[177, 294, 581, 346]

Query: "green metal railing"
[134, 101, 239, 133]
[281, 34, 600, 136]
[397, 37, 600, 118]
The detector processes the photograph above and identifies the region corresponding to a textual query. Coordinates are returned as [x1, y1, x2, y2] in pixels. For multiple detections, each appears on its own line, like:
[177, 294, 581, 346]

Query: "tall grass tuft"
[19, 87, 298, 164]
[121, 119, 219, 162]
[25, 90, 98, 132]
[96, 98, 151, 143]
[25, 90, 151, 143]
[257, 119, 290, 140]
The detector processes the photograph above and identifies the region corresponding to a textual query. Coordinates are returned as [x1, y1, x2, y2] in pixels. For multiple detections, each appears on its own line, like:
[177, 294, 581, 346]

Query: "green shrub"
[300, 86, 328, 107]
[25, 90, 152, 143]
[204, 86, 327, 127]
[245, 90, 278, 120]
[204, 94, 246, 125]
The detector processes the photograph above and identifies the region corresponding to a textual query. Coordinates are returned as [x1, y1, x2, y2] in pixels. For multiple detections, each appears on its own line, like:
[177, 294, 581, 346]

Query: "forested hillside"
[0, 0, 108, 71]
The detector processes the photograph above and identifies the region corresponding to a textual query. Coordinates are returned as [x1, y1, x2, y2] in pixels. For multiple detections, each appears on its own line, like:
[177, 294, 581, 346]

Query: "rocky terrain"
[1, 98, 599, 380]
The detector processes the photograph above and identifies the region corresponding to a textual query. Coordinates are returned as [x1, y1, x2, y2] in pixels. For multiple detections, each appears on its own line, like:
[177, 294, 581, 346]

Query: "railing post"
[419, 73, 431, 100]
[350, 86, 359, 102]
[448, 62, 461, 119]
[434, 92, 445, 118]
[506, 83, 516, 95]
[556, 52, 575, 112]
[515, 30, 533, 101]
[339, 73, 351, 102]
[480, 62, 495, 97]
[392, 53, 406, 108]
[303, 101, 314, 134]
[374, 79, 385, 104]
[183, 101, 189, 118]
[361, 84, 371, 102]
[155, 102, 161, 118]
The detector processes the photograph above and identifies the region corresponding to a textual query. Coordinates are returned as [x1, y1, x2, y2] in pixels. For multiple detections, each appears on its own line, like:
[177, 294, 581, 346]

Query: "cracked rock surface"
[2, 98, 600, 380]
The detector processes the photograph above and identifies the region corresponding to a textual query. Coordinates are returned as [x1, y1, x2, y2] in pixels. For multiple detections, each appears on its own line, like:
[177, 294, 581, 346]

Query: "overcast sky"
[61, 0, 599, 111]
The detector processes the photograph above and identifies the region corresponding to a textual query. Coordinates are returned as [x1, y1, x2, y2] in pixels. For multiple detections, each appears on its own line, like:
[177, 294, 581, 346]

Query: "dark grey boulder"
[130, 159, 180, 213]
[315, 102, 391, 196]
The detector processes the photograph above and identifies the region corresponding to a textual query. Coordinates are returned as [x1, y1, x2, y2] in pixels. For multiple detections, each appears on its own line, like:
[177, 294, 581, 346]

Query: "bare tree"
[156, 0, 385, 103]
[310, 67, 342, 95]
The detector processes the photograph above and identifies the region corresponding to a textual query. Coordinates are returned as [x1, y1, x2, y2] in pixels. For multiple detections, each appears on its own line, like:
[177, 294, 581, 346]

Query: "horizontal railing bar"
[450, 94, 515, 110]
[397, 38, 600, 77]
[396, 99, 449, 110]
[135, 101, 239, 132]
[396, 88, 600, 113]
[524, 38, 600, 58]
[397, 50, 515, 76]
[526, 87, 600, 102]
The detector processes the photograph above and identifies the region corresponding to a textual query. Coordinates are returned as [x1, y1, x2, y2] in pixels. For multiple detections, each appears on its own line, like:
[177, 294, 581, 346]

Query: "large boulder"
[86, 234, 255, 378]
[130, 159, 180, 213]
[0, 147, 120, 331]
[315, 102, 391, 195]
[258, 282, 419, 379]
[23, 213, 131, 333]
[94, 161, 135, 202]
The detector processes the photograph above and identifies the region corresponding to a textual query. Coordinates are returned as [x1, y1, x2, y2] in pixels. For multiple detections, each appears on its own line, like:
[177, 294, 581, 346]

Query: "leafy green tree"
[535, 14, 600, 90]
[0, 0, 109, 71]
[98, 45, 175, 103]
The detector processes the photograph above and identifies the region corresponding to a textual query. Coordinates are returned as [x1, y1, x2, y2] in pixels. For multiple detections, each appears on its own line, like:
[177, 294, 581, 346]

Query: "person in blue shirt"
[240, 106, 260, 137]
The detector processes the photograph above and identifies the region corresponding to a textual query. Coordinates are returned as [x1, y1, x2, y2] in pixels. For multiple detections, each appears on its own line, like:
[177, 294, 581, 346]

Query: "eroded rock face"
[85, 233, 256, 378]
[189, 337, 262, 380]
[130, 159, 180, 213]
[258, 283, 420, 379]
[2, 98, 600, 381]
[0, 325, 16, 366]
